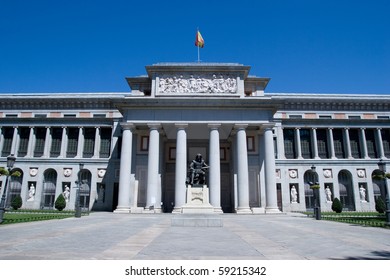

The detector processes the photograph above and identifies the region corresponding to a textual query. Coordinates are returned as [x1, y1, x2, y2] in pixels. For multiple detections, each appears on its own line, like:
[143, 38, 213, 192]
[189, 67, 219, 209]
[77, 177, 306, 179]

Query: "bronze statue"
[188, 153, 208, 185]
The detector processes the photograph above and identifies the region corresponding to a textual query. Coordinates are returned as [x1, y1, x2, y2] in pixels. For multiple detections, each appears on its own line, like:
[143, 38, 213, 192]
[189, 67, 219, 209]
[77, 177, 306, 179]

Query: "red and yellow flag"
[195, 31, 204, 48]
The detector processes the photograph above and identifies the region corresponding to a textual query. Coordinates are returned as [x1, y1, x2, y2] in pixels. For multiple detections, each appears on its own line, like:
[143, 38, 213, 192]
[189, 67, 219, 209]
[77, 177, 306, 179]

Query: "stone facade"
[0, 63, 389, 214]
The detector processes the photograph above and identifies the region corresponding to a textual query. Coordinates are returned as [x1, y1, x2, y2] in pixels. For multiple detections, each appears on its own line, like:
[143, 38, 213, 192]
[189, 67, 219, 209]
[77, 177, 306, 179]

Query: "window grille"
[283, 129, 296, 159]
[1, 127, 13, 157]
[66, 128, 79, 158]
[83, 128, 95, 158]
[382, 129, 390, 157]
[300, 129, 312, 159]
[316, 129, 329, 158]
[99, 128, 112, 158]
[17, 127, 30, 157]
[50, 127, 62, 157]
[365, 129, 378, 158]
[34, 127, 46, 157]
[333, 129, 345, 158]
[349, 129, 362, 158]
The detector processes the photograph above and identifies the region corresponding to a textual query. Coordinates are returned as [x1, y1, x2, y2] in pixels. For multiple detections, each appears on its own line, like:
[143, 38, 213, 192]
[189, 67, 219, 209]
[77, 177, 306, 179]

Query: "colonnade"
[115, 122, 280, 214]
[277, 127, 388, 160]
[0, 126, 112, 159]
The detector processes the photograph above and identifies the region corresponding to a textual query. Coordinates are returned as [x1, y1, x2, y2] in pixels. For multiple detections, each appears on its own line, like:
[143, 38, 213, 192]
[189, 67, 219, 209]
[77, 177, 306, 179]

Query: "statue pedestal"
[181, 184, 214, 214]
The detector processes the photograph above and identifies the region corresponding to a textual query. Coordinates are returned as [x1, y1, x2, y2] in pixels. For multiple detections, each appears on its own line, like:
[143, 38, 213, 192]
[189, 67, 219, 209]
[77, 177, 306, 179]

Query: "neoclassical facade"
[0, 63, 389, 213]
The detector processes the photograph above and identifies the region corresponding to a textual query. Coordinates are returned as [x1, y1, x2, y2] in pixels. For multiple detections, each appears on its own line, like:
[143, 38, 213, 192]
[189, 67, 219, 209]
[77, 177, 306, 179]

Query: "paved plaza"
[0, 212, 389, 260]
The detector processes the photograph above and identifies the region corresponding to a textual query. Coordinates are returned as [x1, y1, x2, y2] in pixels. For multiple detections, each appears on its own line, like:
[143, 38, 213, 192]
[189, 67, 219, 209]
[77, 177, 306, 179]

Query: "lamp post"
[0, 154, 16, 223]
[310, 165, 321, 220]
[75, 163, 84, 218]
[378, 159, 390, 226]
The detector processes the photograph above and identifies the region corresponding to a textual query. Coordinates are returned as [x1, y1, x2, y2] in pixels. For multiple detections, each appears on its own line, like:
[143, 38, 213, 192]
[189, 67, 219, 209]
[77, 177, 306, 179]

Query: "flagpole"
[198, 44, 200, 63]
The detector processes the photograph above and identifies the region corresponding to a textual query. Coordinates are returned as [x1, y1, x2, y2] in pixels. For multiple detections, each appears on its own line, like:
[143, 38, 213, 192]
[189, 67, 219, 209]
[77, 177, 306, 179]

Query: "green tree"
[11, 195, 23, 210]
[55, 194, 66, 211]
[375, 197, 386, 214]
[331, 197, 343, 213]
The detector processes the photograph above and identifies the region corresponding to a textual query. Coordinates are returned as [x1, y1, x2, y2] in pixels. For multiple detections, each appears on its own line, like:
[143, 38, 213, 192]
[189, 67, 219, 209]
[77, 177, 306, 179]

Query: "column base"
[113, 207, 131, 214]
[213, 207, 224, 213]
[172, 207, 183, 214]
[236, 207, 252, 214]
[265, 207, 282, 214]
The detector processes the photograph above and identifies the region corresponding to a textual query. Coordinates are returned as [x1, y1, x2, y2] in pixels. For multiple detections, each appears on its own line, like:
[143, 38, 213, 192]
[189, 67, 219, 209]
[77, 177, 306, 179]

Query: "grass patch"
[304, 211, 389, 228]
[0, 209, 89, 225]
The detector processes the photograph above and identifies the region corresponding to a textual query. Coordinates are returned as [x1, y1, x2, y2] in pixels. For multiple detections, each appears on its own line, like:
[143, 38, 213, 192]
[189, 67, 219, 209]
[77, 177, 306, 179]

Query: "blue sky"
[0, 0, 389, 94]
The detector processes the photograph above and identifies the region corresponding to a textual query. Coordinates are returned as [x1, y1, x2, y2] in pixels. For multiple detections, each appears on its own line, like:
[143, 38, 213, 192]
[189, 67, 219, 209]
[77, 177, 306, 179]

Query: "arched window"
[42, 169, 57, 208]
[79, 169, 92, 210]
[6, 169, 23, 207]
[338, 170, 355, 211]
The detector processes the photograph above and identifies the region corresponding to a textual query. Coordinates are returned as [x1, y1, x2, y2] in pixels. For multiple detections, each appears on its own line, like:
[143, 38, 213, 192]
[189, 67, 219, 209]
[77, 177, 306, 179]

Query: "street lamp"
[75, 163, 84, 218]
[0, 154, 16, 223]
[310, 165, 321, 220]
[378, 159, 390, 226]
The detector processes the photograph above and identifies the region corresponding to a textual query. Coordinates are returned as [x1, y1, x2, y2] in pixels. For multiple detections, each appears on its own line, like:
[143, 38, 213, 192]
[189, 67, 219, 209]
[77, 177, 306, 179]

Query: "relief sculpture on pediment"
[158, 73, 237, 94]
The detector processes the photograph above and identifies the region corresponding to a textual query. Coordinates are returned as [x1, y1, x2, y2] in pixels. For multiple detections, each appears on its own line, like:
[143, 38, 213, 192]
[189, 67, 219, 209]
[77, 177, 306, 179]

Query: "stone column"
[146, 123, 161, 211]
[312, 128, 320, 159]
[360, 128, 369, 159]
[60, 127, 67, 157]
[114, 123, 134, 213]
[10, 127, 18, 155]
[93, 127, 100, 158]
[77, 127, 84, 158]
[27, 127, 35, 157]
[276, 126, 285, 159]
[343, 128, 352, 159]
[295, 128, 302, 159]
[174, 124, 188, 212]
[328, 128, 336, 159]
[43, 127, 51, 157]
[376, 128, 385, 159]
[208, 124, 222, 212]
[235, 124, 251, 213]
[264, 126, 280, 213]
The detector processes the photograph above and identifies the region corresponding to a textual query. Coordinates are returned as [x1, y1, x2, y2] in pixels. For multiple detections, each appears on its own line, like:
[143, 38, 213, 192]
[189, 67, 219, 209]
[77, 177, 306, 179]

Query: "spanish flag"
[195, 30, 204, 48]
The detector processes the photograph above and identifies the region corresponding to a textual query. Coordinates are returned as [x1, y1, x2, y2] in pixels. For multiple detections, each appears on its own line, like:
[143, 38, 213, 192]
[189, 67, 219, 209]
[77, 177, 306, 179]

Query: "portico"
[112, 62, 279, 214]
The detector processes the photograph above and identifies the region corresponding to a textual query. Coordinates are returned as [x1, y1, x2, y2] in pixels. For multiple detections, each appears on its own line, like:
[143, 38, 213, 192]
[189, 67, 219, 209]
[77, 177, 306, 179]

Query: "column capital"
[147, 123, 162, 130]
[234, 123, 248, 130]
[175, 123, 188, 129]
[120, 122, 135, 131]
[208, 123, 221, 130]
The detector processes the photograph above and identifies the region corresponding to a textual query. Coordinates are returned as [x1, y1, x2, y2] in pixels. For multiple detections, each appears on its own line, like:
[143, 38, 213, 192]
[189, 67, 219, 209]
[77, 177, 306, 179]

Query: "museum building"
[0, 63, 389, 214]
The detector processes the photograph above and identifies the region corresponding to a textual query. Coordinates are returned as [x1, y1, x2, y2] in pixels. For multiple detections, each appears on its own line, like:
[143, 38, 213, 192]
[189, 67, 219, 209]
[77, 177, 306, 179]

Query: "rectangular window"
[365, 129, 378, 158]
[316, 129, 329, 158]
[99, 128, 112, 158]
[66, 128, 79, 158]
[283, 129, 296, 159]
[300, 129, 312, 159]
[18, 127, 30, 157]
[1, 127, 14, 157]
[349, 129, 362, 158]
[50, 127, 63, 157]
[34, 127, 46, 157]
[83, 127, 95, 158]
[333, 129, 346, 158]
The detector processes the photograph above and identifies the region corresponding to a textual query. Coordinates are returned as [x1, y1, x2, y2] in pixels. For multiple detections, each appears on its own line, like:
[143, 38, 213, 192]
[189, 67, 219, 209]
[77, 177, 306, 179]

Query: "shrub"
[331, 197, 342, 213]
[11, 195, 23, 210]
[55, 194, 66, 211]
[375, 197, 386, 214]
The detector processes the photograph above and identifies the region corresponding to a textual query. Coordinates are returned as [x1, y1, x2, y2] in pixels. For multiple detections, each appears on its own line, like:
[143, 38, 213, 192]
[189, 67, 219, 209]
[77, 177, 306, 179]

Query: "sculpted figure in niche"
[63, 185, 70, 203]
[359, 186, 366, 202]
[290, 186, 298, 203]
[27, 184, 35, 201]
[325, 186, 332, 202]
[188, 154, 208, 185]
